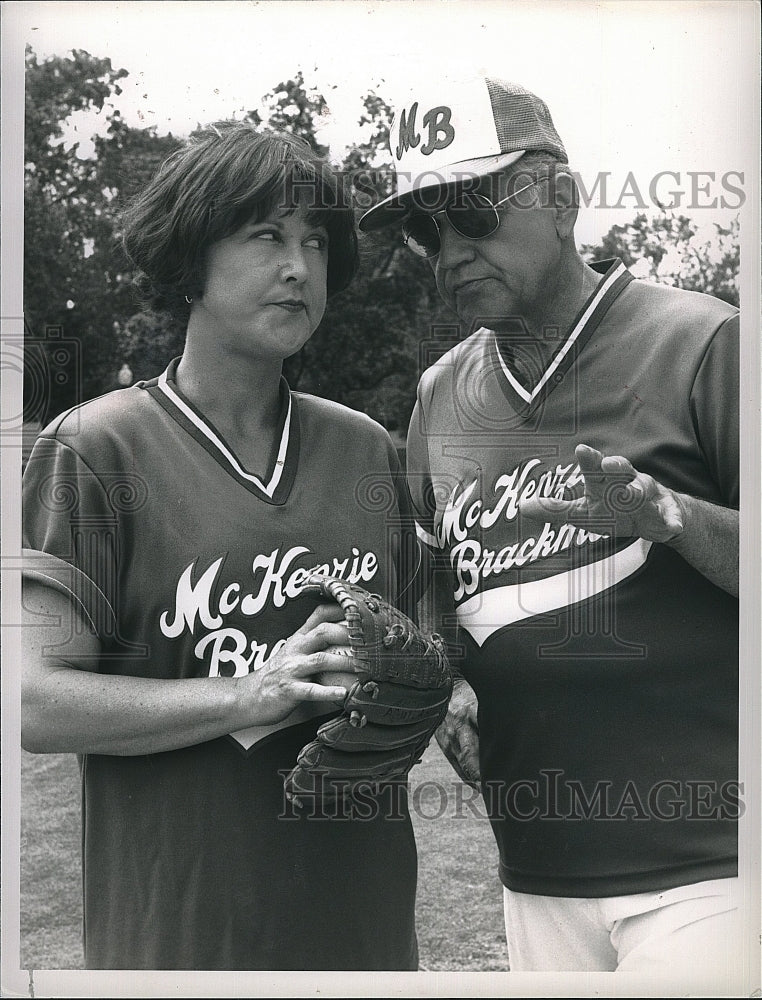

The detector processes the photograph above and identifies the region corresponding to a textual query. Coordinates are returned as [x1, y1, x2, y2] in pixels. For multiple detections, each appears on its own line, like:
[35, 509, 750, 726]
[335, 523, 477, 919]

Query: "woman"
[21, 122, 419, 971]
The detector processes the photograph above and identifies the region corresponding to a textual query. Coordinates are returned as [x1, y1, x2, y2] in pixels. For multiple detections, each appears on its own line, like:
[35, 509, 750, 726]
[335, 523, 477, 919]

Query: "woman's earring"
[185, 295, 193, 305]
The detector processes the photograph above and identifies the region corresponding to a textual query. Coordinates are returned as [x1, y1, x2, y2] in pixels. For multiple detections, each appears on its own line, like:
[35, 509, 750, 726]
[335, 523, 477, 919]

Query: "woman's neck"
[175, 340, 284, 447]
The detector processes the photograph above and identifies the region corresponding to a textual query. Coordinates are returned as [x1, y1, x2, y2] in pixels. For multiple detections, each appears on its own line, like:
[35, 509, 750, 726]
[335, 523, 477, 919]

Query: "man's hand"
[519, 443, 684, 543]
[519, 442, 738, 597]
[435, 676, 480, 790]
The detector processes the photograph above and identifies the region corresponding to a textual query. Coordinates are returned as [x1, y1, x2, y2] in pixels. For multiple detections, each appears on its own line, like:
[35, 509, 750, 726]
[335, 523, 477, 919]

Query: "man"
[359, 75, 740, 979]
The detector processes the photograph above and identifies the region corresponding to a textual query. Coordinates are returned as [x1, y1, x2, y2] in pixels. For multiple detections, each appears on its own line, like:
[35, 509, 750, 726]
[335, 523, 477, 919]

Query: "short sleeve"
[377, 430, 420, 624]
[689, 313, 739, 507]
[405, 385, 438, 552]
[23, 436, 117, 638]
[405, 381, 459, 640]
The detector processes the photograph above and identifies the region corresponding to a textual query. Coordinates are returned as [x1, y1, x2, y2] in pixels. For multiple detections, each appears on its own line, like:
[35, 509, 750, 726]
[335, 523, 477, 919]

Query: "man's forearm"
[667, 493, 738, 597]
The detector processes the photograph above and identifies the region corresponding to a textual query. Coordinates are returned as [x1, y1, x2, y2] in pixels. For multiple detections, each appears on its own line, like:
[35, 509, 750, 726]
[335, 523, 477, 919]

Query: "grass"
[20, 751, 83, 970]
[410, 744, 510, 972]
[19, 741, 509, 973]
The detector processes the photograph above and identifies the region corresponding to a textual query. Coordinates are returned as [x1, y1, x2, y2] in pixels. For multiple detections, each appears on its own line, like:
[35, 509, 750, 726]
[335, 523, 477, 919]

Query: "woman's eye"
[249, 229, 279, 242]
[304, 235, 328, 250]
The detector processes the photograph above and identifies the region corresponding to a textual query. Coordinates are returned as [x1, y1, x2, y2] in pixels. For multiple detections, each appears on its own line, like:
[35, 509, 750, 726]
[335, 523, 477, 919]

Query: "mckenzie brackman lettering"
[437, 459, 607, 601]
[159, 544, 379, 677]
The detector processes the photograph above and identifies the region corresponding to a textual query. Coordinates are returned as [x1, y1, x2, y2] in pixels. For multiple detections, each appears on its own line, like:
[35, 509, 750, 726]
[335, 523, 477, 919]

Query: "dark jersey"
[408, 260, 739, 897]
[23, 359, 419, 970]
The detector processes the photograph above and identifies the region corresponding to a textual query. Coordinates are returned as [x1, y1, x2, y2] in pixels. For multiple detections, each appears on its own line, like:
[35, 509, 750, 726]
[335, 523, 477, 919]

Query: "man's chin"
[452, 310, 527, 336]
[483, 316, 527, 334]
[448, 292, 525, 334]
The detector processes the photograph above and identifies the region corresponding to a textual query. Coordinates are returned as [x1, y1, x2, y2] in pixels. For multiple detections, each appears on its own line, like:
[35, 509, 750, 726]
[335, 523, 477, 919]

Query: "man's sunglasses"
[401, 179, 538, 259]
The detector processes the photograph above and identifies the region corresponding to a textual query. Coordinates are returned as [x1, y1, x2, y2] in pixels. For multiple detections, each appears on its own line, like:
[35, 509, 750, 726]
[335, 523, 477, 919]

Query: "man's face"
[429, 171, 562, 332]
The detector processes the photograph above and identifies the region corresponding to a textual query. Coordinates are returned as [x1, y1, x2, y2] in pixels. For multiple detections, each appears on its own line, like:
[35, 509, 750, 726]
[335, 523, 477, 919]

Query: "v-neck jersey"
[21, 365, 421, 972]
[406, 260, 739, 898]
[142, 358, 299, 504]
[22, 368, 414, 751]
[489, 259, 632, 414]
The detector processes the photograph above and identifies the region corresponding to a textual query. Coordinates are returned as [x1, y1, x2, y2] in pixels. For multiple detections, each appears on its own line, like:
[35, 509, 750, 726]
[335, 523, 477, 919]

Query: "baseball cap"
[358, 75, 567, 232]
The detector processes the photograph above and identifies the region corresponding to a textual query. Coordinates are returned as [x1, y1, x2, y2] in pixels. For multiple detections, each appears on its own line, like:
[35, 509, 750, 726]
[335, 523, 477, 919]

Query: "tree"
[24, 46, 181, 421]
[580, 210, 740, 307]
[248, 70, 330, 158]
[117, 310, 186, 383]
[24, 46, 128, 199]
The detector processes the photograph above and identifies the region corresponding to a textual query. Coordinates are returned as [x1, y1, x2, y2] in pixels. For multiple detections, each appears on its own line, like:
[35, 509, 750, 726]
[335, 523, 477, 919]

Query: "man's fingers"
[439, 681, 482, 787]
[518, 445, 683, 541]
[436, 729, 481, 788]
[458, 742, 481, 788]
[600, 454, 637, 478]
[453, 738, 481, 788]
[453, 758, 481, 790]
[574, 442, 604, 474]
[574, 442, 613, 501]
[520, 494, 586, 524]
[577, 445, 639, 502]
[578, 444, 638, 482]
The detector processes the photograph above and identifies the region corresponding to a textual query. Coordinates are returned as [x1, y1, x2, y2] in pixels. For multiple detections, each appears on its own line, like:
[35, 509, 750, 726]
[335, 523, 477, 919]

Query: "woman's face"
[194, 203, 329, 361]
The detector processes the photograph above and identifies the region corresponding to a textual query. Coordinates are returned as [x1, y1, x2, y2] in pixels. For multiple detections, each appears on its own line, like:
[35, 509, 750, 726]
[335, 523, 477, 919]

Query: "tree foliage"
[25, 46, 128, 197]
[24, 46, 181, 421]
[247, 69, 330, 158]
[580, 211, 740, 307]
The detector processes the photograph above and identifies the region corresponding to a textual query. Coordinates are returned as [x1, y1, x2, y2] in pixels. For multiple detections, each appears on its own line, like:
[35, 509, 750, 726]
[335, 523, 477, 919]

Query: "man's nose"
[436, 213, 477, 272]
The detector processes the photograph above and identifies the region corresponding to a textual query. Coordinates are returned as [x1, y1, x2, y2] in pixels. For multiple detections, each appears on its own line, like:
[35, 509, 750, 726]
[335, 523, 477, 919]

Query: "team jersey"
[407, 260, 739, 897]
[22, 358, 419, 970]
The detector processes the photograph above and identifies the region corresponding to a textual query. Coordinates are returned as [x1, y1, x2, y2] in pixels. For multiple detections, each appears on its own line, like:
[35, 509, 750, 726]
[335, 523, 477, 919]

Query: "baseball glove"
[284, 572, 452, 809]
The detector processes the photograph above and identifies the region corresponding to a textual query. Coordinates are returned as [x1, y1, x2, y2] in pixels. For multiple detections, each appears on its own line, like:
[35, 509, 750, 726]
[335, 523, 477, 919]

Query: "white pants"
[503, 877, 742, 978]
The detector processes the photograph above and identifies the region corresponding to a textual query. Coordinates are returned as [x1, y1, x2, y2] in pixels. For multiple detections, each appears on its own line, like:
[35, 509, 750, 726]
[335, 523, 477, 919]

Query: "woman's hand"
[234, 602, 364, 726]
[21, 581, 363, 756]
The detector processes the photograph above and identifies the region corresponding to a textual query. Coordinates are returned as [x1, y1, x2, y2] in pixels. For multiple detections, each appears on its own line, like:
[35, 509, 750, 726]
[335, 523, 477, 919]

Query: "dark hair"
[121, 121, 358, 320]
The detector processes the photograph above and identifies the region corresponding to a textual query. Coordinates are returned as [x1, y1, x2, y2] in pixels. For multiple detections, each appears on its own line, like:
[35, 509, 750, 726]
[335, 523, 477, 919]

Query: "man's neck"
[495, 254, 604, 374]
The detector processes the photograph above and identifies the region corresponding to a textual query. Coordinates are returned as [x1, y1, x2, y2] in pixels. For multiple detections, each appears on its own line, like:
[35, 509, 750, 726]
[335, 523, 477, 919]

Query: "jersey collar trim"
[146, 359, 298, 503]
[491, 259, 631, 410]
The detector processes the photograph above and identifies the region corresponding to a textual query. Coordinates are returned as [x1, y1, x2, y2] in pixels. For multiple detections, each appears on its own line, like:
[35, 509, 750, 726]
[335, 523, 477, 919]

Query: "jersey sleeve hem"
[22, 547, 116, 638]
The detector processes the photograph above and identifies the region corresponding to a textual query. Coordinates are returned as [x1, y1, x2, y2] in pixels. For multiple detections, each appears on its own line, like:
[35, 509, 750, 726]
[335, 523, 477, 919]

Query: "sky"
[3, 0, 760, 247]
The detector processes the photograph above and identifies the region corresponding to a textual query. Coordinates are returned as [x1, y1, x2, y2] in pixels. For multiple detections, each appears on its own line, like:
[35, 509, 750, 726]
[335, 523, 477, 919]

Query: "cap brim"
[358, 150, 526, 232]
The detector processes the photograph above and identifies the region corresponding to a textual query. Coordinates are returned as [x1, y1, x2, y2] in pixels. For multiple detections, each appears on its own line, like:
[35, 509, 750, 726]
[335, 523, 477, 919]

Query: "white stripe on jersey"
[230, 701, 333, 751]
[457, 537, 652, 646]
[415, 520, 439, 549]
[493, 260, 629, 404]
[157, 370, 291, 498]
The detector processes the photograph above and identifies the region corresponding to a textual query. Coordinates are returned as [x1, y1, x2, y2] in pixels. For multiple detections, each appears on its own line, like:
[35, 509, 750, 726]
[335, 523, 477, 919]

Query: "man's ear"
[550, 171, 578, 240]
